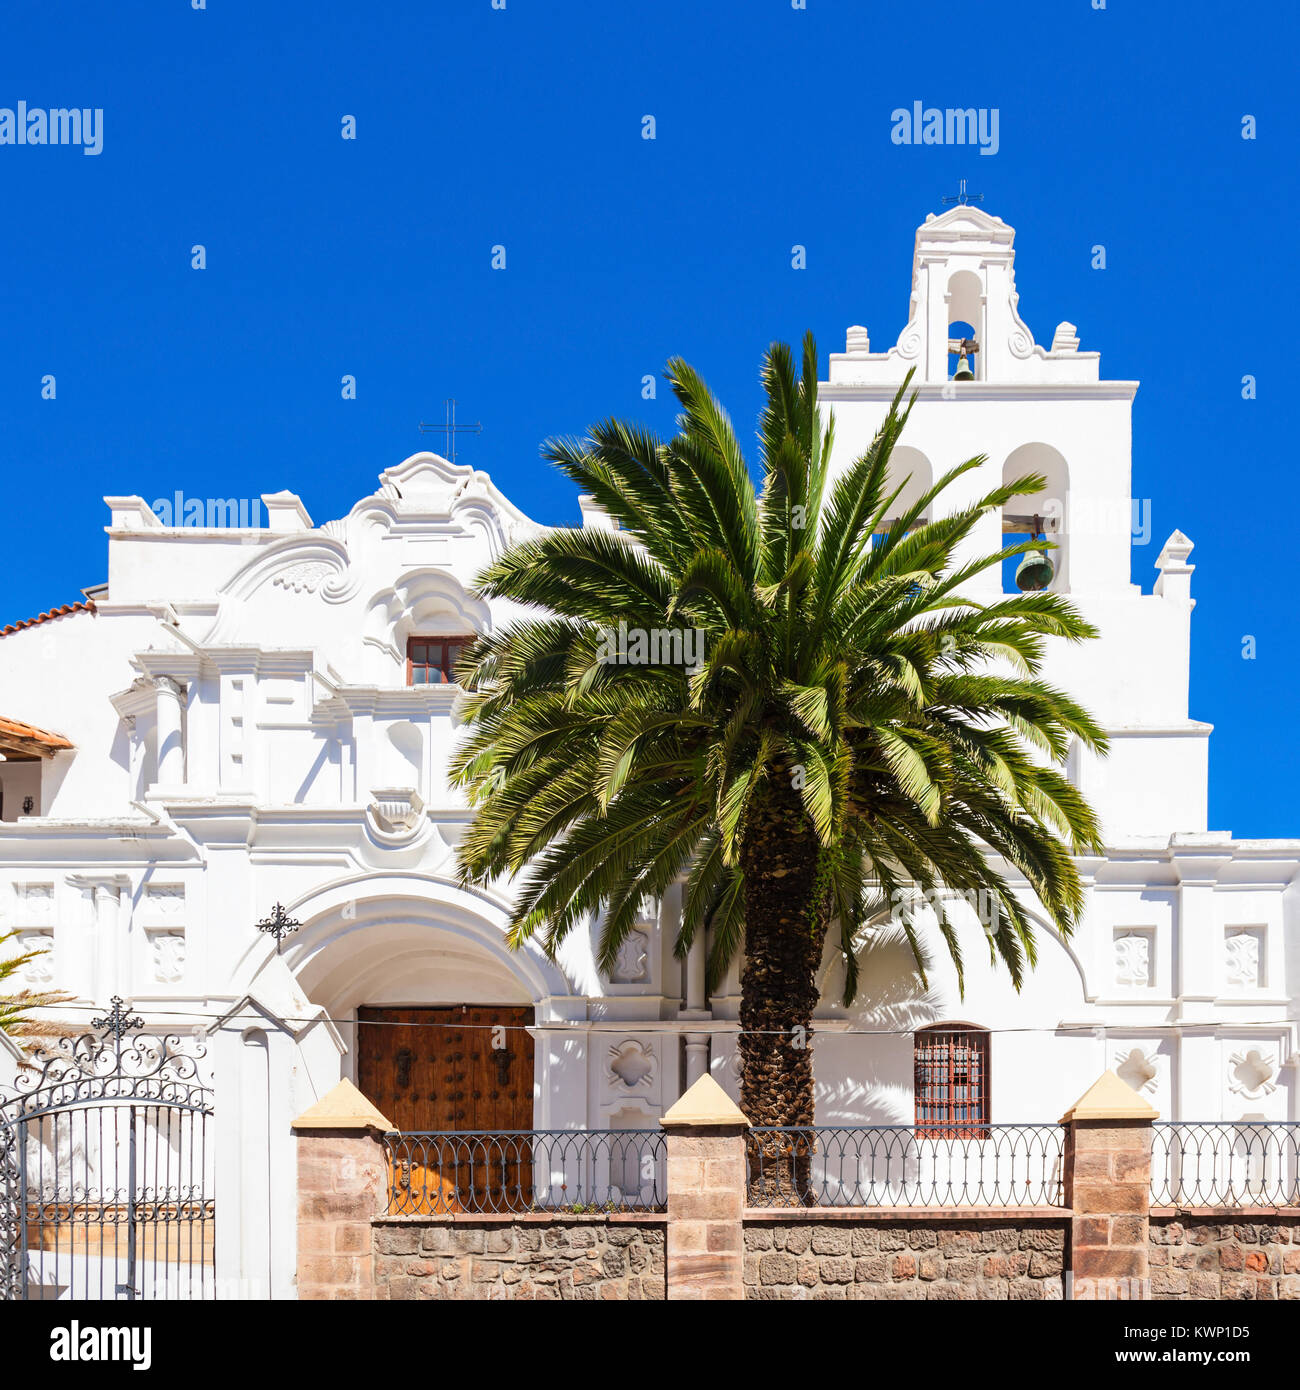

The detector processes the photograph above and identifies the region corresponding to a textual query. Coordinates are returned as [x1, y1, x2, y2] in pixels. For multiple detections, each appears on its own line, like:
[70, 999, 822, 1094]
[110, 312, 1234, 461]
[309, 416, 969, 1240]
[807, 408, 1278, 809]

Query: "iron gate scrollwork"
[0, 1112, 20, 1300]
[0, 998, 215, 1301]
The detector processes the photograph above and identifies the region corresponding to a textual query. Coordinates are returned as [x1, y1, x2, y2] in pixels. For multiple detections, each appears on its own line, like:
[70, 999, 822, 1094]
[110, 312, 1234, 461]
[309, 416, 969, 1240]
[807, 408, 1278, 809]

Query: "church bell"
[952, 351, 974, 381]
[1015, 546, 1055, 592]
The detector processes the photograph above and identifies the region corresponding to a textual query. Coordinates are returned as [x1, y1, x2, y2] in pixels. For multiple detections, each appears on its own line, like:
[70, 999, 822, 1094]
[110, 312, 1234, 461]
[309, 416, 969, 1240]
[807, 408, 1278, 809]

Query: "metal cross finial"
[418, 398, 482, 465]
[92, 995, 143, 1044]
[256, 902, 301, 955]
[942, 178, 984, 208]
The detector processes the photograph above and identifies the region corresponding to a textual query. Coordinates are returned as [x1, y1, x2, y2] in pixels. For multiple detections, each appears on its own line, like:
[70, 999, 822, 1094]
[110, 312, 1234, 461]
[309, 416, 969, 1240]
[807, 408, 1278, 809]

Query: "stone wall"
[301, 1075, 1300, 1302]
[1149, 1216, 1300, 1300]
[371, 1217, 666, 1300]
[743, 1218, 1067, 1300]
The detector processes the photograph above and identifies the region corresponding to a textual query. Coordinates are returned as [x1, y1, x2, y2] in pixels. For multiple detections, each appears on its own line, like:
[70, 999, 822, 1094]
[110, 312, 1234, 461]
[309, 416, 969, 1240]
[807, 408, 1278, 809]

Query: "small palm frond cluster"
[452, 336, 1106, 1002]
[0, 928, 72, 1037]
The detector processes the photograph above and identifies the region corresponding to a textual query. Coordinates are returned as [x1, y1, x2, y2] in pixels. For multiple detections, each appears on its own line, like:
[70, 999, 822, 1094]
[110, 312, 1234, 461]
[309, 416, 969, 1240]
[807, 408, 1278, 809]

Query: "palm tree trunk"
[737, 774, 830, 1204]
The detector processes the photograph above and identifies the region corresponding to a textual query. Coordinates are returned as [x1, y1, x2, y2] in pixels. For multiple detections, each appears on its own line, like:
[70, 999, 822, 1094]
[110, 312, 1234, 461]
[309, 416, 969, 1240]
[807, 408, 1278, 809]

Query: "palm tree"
[452, 335, 1106, 1134]
[0, 929, 72, 1037]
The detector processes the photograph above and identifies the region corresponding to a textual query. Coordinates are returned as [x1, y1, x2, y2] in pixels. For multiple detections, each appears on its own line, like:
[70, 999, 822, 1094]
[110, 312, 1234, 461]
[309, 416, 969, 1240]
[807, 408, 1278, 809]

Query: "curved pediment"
[376, 451, 473, 507]
[354, 452, 543, 551]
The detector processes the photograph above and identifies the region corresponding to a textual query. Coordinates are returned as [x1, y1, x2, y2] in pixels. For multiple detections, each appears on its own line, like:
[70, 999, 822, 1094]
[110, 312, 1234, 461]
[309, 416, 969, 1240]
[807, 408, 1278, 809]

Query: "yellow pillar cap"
[661, 1073, 750, 1129]
[1060, 1069, 1159, 1124]
[292, 1077, 394, 1132]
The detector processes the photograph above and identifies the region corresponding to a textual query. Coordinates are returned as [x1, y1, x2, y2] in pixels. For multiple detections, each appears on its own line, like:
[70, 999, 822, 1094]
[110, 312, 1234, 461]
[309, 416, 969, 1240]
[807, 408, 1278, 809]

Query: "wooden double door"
[358, 1006, 535, 1212]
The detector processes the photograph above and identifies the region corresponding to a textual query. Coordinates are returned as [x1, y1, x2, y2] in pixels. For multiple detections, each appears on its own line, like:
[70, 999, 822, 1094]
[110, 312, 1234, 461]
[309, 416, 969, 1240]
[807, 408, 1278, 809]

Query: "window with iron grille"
[914, 1024, 990, 1138]
[406, 636, 471, 686]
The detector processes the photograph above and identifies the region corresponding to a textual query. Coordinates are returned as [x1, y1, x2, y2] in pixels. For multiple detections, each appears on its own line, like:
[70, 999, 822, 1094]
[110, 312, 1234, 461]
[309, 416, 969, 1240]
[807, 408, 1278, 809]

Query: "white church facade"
[1, 205, 1296, 1297]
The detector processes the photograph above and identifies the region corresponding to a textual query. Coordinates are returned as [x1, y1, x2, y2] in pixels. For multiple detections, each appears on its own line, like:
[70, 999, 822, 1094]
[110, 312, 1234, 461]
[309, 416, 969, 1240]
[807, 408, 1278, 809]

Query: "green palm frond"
[455, 338, 1106, 1005]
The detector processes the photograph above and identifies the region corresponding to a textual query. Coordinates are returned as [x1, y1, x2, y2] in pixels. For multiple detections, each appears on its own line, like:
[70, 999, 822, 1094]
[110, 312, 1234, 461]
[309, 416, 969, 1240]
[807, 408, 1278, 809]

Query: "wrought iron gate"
[0, 1111, 19, 1301]
[0, 998, 215, 1301]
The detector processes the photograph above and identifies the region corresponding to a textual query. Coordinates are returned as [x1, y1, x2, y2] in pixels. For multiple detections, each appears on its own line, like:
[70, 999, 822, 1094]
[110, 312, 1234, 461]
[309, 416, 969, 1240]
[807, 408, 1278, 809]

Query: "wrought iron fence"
[1, 1000, 215, 1301]
[746, 1125, 1066, 1209]
[1150, 1123, 1300, 1208]
[384, 1129, 667, 1215]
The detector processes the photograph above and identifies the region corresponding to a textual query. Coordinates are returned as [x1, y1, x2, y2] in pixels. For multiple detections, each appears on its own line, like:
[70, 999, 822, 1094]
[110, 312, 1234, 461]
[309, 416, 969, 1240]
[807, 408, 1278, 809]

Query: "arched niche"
[945, 269, 984, 380]
[818, 891, 1093, 1028]
[1001, 443, 1070, 592]
[361, 569, 490, 685]
[883, 445, 934, 527]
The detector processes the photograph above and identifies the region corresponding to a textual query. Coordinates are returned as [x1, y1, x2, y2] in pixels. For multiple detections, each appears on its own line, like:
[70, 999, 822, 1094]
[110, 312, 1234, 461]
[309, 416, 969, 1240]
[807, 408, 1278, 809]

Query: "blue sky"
[0, 1, 1295, 836]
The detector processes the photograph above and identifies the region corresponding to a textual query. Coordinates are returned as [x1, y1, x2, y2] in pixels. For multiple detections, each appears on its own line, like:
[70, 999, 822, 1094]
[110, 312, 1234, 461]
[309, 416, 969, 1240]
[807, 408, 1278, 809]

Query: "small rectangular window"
[406, 636, 470, 687]
[914, 1025, 990, 1139]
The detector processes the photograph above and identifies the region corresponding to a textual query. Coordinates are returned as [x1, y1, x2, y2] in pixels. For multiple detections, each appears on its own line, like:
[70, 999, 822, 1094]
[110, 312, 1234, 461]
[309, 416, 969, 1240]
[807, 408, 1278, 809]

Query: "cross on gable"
[418, 398, 482, 465]
[941, 178, 984, 208]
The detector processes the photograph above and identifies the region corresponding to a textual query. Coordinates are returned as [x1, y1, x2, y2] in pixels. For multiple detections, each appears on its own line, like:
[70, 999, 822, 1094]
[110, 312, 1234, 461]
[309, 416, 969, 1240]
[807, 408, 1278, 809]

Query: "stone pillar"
[661, 1074, 748, 1300]
[1061, 1069, 1158, 1301]
[154, 675, 186, 787]
[292, 1079, 393, 1301]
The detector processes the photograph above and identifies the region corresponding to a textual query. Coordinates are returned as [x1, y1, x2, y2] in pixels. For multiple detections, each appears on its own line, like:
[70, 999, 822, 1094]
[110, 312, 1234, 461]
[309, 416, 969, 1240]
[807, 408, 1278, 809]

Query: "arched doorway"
[238, 874, 576, 1130]
[240, 877, 575, 1214]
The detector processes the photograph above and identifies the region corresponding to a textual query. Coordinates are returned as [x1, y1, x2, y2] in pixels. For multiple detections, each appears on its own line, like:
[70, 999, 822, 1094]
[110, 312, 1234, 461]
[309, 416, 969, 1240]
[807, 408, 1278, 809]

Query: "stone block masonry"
[296, 1131, 388, 1299]
[371, 1217, 666, 1301]
[744, 1218, 1067, 1300]
[1149, 1216, 1300, 1300]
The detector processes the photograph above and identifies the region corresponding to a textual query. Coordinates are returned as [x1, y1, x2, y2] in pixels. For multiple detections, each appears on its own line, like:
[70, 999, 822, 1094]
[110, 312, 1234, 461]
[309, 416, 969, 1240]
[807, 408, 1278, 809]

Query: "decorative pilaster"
[1061, 1069, 1158, 1300]
[661, 1074, 749, 1300]
[679, 895, 711, 1087]
[683, 1034, 710, 1088]
[68, 873, 132, 1001]
[153, 675, 186, 787]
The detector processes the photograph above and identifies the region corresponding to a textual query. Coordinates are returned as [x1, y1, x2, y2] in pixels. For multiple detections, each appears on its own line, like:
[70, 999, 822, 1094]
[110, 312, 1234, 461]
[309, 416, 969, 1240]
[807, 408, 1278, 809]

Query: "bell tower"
[821, 207, 1210, 839]
[831, 206, 1104, 389]
[895, 207, 1101, 386]
[824, 205, 1129, 599]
